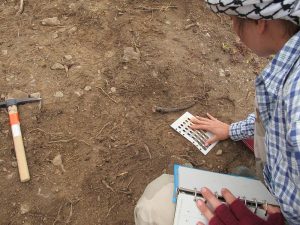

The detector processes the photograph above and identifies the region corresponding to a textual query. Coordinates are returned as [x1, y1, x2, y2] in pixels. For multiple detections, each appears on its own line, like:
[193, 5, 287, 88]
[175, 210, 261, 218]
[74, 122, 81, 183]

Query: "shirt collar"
[256, 30, 300, 94]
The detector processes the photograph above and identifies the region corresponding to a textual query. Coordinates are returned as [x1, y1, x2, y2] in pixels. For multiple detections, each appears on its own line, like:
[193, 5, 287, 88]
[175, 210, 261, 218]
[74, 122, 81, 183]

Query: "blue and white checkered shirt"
[229, 30, 300, 225]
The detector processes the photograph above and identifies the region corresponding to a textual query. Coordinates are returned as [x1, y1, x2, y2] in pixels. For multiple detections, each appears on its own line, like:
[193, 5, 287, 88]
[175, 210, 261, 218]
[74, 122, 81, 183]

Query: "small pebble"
[2, 50, 8, 55]
[29, 92, 41, 99]
[84, 86, 92, 91]
[52, 154, 66, 172]
[64, 55, 73, 60]
[54, 91, 64, 98]
[68, 26, 77, 34]
[52, 154, 62, 166]
[41, 17, 61, 26]
[110, 87, 116, 93]
[152, 71, 159, 78]
[225, 69, 231, 77]
[20, 203, 30, 214]
[69, 3, 77, 10]
[219, 69, 225, 77]
[216, 149, 223, 156]
[51, 187, 59, 193]
[0, 159, 4, 165]
[74, 90, 84, 97]
[11, 161, 18, 168]
[51, 63, 65, 70]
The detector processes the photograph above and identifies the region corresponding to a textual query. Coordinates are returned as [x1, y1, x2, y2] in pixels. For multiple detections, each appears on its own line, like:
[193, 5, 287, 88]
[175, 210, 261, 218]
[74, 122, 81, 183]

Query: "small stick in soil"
[184, 23, 198, 30]
[106, 203, 117, 218]
[152, 101, 197, 114]
[116, 171, 128, 177]
[94, 122, 111, 138]
[119, 189, 132, 195]
[143, 144, 152, 159]
[102, 180, 115, 192]
[126, 176, 135, 189]
[48, 138, 91, 146]
[124, 143, 135, 148]
[29, 128, 63, 137]
[97, 87, 118, 104]
[16, 0, 24, 15]
[135, 5, 177, 12]
[65, 201, 73, 224]
[52, 203, 64, 225]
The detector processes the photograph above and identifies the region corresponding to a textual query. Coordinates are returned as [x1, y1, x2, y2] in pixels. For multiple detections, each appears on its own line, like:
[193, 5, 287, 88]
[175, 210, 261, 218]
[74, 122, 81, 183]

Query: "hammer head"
[0, 97, 42, 108]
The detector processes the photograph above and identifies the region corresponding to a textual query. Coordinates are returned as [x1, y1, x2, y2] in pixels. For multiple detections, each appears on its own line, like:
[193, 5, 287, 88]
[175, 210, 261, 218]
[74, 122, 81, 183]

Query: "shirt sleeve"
[229, 113, 256, 141]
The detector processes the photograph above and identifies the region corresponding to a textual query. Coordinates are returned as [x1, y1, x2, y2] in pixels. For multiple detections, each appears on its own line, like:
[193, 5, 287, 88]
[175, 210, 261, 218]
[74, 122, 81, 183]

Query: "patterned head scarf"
[205, 0, 300, 25]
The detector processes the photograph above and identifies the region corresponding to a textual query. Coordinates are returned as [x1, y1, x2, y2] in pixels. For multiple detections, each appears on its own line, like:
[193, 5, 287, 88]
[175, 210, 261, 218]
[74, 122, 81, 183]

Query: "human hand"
[196, 187, 284, 225]
[189, 113, 230, 146]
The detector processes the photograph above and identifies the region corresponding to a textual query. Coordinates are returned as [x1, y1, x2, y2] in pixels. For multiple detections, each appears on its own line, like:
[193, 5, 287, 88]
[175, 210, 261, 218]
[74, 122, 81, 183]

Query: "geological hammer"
[0, 97, 41, 182]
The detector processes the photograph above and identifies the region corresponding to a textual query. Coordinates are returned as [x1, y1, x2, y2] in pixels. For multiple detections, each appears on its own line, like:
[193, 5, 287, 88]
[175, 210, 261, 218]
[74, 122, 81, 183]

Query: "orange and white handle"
[8, 105, 30, 182]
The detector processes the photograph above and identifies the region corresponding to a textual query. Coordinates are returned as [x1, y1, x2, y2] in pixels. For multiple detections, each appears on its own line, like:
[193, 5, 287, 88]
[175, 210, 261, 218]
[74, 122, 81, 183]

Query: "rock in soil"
[20, 203, 30, 214]
[52, 154, 66, 172]
[29, 92, 41, 98]
[84, 86, 92, 91]
[41, 17, 61, 26]
[54, 91, 64, 98]
[216, 149, 223, 156]
[64, 55, 73, 60]
[51, 63, 65, 70]
[11, 161, 18, 168]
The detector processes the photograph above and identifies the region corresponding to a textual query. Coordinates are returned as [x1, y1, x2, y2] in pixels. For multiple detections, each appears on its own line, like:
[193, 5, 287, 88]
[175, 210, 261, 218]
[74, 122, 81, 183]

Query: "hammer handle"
[8, 105, 30, 182]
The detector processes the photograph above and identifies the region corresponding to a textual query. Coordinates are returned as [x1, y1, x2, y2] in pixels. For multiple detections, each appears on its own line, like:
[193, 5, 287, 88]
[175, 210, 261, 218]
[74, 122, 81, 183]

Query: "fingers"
[212, 189, 239, 225]
[196, 116, 212, 122]
[196, 200, 215, 221]
[206, 136, 218, 145]
[190, 116, 201, 123]
[197, 188, 226, 225]
[191, 116, 212, 124]
[189, 118, 213, 131]
[206, 113, 217, 121]
[262, 204, 281, 214]
[189, 124, 210, 131]
[221, 188, 236, 205]
[191, 113, 218, 124]
[201, 187, 222, 209]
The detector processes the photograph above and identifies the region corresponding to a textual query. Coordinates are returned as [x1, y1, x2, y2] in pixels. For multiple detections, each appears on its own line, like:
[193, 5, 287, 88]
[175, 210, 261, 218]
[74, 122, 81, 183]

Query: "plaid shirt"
[229, 30, 300, 225]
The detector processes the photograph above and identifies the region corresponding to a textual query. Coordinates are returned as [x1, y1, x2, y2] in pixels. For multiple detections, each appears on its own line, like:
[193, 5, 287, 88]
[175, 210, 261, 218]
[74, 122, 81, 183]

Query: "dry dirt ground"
[0, 0, 267, 224]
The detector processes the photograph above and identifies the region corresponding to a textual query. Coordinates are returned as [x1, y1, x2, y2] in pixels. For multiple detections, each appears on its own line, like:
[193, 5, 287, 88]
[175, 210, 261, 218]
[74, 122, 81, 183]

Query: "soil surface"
[0, 1, 267, 225]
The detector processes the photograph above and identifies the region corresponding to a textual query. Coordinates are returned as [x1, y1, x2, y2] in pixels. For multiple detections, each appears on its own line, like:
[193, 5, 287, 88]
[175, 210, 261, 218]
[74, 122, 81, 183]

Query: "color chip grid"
[171, 112, 217, 155]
